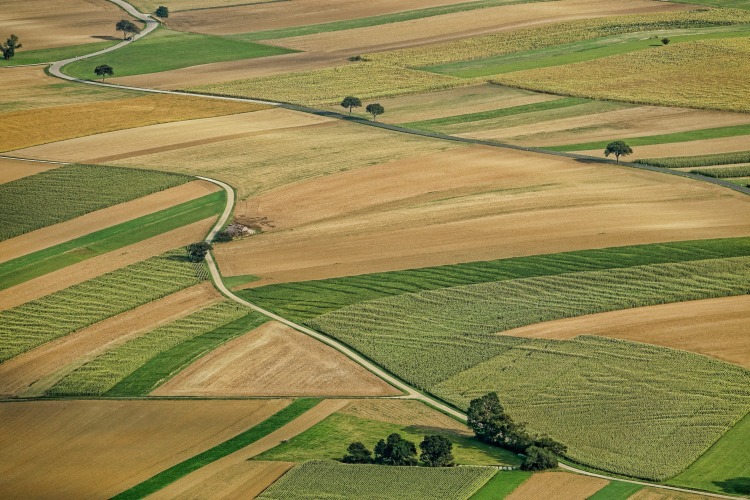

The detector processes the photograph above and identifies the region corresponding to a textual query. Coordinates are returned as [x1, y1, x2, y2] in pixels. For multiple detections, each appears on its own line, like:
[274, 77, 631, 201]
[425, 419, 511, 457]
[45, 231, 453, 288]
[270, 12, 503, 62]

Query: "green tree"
[661, 37, 670, 45]
[155, 6, 169, 18]
[374, 433, 418, 466]
[467, 392, 507, 444]
[366, 103, 385, 121]
[534, 435, 567, 456]
[604, 140, 633, 164]
[186, 241, 211, 262]
[116, 19, 141, 40]
[340, 96, 362, 115]
[94, 64, 114, 82]
[419, 435, 455, 467]
[1, 34, 22, 60]
[342, 442, 373, 464]
[520, 446, 558, 471]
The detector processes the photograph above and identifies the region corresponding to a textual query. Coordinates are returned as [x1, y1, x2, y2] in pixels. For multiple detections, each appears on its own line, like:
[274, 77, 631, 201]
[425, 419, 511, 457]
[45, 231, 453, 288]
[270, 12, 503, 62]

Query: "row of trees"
[340, 96, 385, 121]
[343, 433, 454, 467]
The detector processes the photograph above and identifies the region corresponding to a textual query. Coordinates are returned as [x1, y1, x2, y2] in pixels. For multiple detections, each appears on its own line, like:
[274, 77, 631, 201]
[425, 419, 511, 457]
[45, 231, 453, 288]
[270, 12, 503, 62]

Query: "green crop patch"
[587, 481, 643, 500]
[691, 165, 750, 178]
[470, 471, 531, 499]
[0, 41, 118, 66]
[637, 151, 750, 168]
[0, 164, 189, 241]
[257, 460, 496, 500]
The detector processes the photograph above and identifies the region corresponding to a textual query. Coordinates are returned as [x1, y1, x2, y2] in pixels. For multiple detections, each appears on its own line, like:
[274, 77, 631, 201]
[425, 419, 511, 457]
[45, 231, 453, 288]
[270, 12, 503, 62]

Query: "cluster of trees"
[467, 393, 566, 471]
[2, 34, 22, 60]
[340, 96, 385, 121]
[116, 19, 141, 40]
[343, 433, 454, 467]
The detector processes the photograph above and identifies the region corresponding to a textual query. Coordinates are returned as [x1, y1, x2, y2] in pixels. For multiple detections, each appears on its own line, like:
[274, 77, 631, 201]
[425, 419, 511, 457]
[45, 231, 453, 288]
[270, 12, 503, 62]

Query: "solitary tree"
[155, 6, 169, 18]
[604, 141, 633, 163]
[342, 442, 373, 464]
[116, 19, 141, 40]
[1, 34, 22, 60]
[520, 446, 558, 471]
[374, 433, 418, 466]
[94, 64, 114, 82]
[340, 96, 362, 115]
[366, 103, 384, 121]
[419, 435, 455, 467]
[187, 241, 211, 262]
[661, 37, 670, 45]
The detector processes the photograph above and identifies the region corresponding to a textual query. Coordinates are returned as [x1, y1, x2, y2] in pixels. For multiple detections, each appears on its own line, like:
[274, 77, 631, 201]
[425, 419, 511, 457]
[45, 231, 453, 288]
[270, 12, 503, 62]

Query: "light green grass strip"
[0, 191, 224, 290]
[0, 41, 117, 66]
[587, 481, 643, 499]
[636, 151, 750, 168]
[470, 471, 531, 499]
[113, 399, 321, 500]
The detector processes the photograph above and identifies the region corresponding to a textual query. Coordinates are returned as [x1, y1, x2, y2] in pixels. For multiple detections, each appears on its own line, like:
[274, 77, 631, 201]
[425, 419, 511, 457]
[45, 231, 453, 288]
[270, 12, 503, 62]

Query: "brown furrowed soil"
[152, 321, 400, 397]
[0, 399, 290, 499]
[0, 180, 220, 264]
[577, 135, 750, 160]
[339, 399, 471, 433]
[506, 471, 609, 500]
[215, 145, 750, 284]
[0, 283, 221, 398]
[0, 94, 270, 152]
[500, 295, 750, 369]
[629, 488, 713, 500]
[0, 158, 59, 184]
[0, 218, 215, 310]
[149, 400, 348, 500]
[1, 0, 135, 50]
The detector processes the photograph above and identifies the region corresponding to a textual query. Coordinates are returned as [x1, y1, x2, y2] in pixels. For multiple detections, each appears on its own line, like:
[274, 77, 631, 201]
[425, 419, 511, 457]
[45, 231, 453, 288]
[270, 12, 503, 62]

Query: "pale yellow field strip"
[339, 399, 471, 433]
[0, 399, 290, 499]
[152, 321, 401, 397]
[577, 135, 750, 160]
[506, 471, 609, 500]
[0, 180, 220, 264]
[0, 283, 221, 398]
[629, 487, 713, 500]
[0, 218, 216, 311]
[148, 399, 349, 500]
[0, 157, 58, 184]
[501, 295, 750, 369]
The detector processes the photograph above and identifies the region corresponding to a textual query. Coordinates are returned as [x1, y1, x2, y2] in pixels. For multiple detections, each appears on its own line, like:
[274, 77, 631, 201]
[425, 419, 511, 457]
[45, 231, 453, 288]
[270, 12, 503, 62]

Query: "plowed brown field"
[0, 158, 58, 184]
[0, 399, 290, 499]
[216, 146, 750, 284]
[0, 283, 221, 398]
[153, 321, 400, 397]
[577, 135, 750, 160]
[506, 472, 609, 500]
[501, 295, 750, 369]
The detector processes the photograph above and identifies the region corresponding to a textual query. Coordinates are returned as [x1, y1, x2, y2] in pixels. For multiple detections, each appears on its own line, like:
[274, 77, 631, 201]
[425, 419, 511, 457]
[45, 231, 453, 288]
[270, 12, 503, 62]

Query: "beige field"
[501, 296, 750, 369]
[577, 135, 750, 160]
[629, 488, 713, 500]
[215, 145, 750, 284]
[132, 0, 279, 11]
[153, 321, 400, 397]
[506, 472, 609, 500]
[0, 94, 270, 152]
[0, 399, 290, 499]
[0, 218, 215, 310]
[150, 400, 348, 500]
[339, 399, 470, 433]
[0, 158, 58, 184]
[0, 180, 219, 264]
[1, 0, 135, 50]
[0, 283, 221, 398]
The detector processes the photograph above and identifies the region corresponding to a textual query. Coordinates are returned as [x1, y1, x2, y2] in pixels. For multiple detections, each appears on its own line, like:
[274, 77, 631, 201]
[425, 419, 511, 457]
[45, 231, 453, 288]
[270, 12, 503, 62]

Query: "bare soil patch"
[0, 158, 58, 184]
[0, 283, 221, 398]
[0, 180, 219, 264]
[505, 471, 609, 500]
[630, 488, 713, 500]
[0, 399, 290, 499]
[216, 145, 750, 284]
[0, 218, 215, 310]
[501, 295, 750, 369]
[153, 321, 400, 397]
[577, 135, 750, 160]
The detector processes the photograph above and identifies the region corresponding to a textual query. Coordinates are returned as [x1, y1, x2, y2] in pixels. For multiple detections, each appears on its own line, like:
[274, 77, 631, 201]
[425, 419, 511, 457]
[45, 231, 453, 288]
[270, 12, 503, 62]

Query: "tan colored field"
[0, 218, 215, 310]
[577, 135, 750, 160]
[153, 321, 400, 397]
[501, 296, 750, 369]
[0, 283, 221, 398]
[629, 488, 713, 500]
[132, 0, 279, 11]
[0, 399, 290, 499]
[150, 400, 348, 500]
[1, 0, 134, 50]
[215, 145, 750, 284]
[0, 94, 270, 152]
[0, 158, 58, 184]
[0, 180, 219, 264]
[506, 472, 609, 500]
[339, 399, 470, 433]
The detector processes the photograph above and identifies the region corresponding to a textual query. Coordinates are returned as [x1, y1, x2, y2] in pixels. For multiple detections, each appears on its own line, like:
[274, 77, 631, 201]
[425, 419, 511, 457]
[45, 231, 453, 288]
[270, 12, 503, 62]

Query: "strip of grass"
[106, 313, 266, 396]
[64, 28, 294, 79]
[691, 165, 750, 178]
[587, 481, 643, 499]
[0, 41, 118, 66]
[231, 0, 554, 42]
[470, 471, 532, 499]
[239, 238, 750, 323]
[0, 191, 224, 290]
[223, 273, 260, 289]
[403, 97, 588, 131]
[113, 398, 321, 500]
[636, 151, 750, 168]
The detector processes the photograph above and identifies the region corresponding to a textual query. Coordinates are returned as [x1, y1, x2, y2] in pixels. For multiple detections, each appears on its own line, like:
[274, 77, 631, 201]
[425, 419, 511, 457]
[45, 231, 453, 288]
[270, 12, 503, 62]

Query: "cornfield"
[637, 151, 750, 168]
[691, 165, 750, 178]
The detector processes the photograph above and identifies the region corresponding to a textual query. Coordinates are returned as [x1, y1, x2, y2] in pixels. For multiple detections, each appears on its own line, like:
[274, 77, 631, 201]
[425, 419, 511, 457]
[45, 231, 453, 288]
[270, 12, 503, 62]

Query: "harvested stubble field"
[0, 399, 290, 499]
[132, 0, 280, 10]
[505, 472, 608, 500]
[0, 158, 58, 184]
[258, 460, 496, 500]
[217, 146, 750, 284]
[153, 321, 400, 397]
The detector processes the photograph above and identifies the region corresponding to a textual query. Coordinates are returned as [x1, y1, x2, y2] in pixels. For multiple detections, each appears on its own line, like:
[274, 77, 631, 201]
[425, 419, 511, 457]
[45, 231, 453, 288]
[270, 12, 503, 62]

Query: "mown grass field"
[0, 41, 117, 66]
[0, 250, 201, 363]
[257, 460, 496, 500]
[585, 481, 643, 499]
[470, 471, 531, 499]
[0, 164, 189, 241]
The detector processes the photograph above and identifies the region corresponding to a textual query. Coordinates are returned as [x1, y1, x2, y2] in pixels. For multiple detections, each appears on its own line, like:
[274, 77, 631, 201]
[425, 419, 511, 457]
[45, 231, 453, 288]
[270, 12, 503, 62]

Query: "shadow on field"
[91, 35, 120, 41]
[713, 477, 750, 495]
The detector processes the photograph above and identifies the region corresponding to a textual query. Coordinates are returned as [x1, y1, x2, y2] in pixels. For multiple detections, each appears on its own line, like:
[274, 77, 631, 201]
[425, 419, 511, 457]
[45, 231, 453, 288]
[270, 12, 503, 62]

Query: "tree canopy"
[116, 19, 141, 40]
[374, 433, 418, 466]
[419, 435, 455, 467]
[341, 96, 362, 115]
[342, 442, 372, 464]
[1, 34, 22, 60]
[187, 241, 211, 262]
[366, 103, 385, 121]
[604, 141, 633, 163]
[521, 446, 558, 471]
[155, 6, 169, 18]
[94, 64, 114, 82]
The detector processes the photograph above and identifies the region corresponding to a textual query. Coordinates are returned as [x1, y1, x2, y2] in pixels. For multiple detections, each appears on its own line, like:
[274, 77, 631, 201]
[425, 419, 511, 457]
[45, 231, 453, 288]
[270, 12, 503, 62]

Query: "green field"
[691, 165, 750, 178]
[114, 399, 321, 500]
[0, 250, 201, 363]
[258, 460, 496, 500]
[0, 164, 189, 241]
[0, 41, 117, 66]
[637, 151, 750, 168]
[0, 191, 224, 290]
[63, 28, 294, 79]
[255, 412, 521, 466]
[587, 481, 643, 500]
[470, 471, 531, 499]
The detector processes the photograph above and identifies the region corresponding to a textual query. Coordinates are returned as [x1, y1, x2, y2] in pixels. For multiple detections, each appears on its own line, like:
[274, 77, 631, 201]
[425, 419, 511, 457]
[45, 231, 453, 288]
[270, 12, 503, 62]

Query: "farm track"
[8, 1, 749, 497]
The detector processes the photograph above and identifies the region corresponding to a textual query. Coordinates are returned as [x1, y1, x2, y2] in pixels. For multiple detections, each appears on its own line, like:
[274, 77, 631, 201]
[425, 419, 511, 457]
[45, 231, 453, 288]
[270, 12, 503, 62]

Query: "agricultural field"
[0, 157, 58, 184]
[504, 472, 608, 500]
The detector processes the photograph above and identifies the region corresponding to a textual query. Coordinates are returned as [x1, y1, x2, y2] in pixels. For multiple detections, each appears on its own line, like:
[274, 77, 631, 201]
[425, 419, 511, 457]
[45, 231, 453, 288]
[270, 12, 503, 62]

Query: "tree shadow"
[91, 35, 120, 41]
[713, 477, 750, 495]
